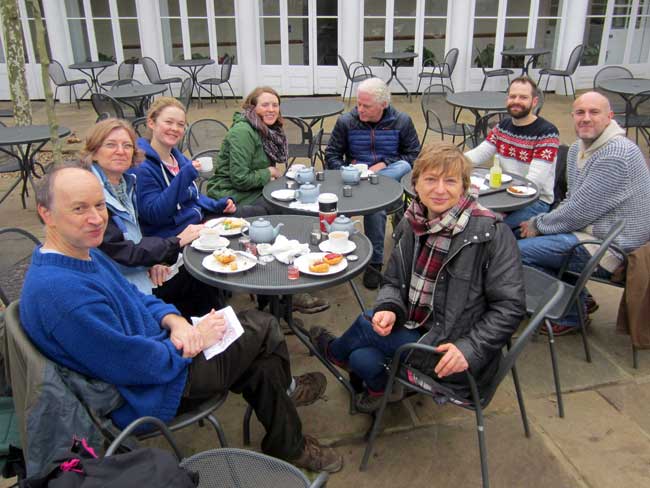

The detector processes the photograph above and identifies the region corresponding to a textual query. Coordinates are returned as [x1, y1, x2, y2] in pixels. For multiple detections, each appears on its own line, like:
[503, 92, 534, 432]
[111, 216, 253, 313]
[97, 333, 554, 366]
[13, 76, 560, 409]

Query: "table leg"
[349, 280, 367, 313]
[382, 60, 412, 102]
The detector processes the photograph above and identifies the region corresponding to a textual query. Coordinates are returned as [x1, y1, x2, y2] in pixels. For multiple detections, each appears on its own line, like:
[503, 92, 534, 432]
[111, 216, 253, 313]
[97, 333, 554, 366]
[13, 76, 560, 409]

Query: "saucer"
[271, 189, 296, 201]
[191, 237, 229, 252]
[318, 239, 357, 255]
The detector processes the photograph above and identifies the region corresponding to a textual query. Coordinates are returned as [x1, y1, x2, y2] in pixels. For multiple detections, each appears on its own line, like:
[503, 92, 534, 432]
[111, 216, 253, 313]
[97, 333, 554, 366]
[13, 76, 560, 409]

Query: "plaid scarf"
[243, 106, 288, 166]
[405, 191, 486, 325]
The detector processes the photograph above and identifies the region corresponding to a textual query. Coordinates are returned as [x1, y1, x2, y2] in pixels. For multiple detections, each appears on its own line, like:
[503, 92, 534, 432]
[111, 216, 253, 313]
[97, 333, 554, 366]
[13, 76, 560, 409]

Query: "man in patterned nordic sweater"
[465, 77, 559, 231]
[518, 91, 650, 335]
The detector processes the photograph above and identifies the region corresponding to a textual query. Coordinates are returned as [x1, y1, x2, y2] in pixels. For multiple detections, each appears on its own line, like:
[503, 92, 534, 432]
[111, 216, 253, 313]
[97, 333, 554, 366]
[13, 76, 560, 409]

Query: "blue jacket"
[134, 138, 231, 237]
[325, 105, 421, 170]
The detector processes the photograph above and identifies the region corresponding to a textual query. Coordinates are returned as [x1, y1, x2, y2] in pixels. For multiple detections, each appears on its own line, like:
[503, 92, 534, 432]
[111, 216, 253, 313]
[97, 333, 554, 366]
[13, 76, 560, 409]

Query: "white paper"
[191, 306, 244, 360]
[163, 253, 183, 283]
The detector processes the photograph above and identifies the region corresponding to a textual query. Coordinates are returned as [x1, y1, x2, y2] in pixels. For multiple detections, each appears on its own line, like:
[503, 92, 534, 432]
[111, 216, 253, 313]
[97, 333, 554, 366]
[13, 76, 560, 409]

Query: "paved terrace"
[1, 92, 649, 487]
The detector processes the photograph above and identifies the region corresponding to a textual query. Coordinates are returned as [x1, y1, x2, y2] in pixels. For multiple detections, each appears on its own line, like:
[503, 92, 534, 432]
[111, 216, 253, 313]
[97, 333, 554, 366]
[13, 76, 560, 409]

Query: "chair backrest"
[95, 112, 111, 123]
[221, 55, 233, 81]
[91, 93, 126, 119]
[442, 48, 459, 76]
[283, 116, 313, 145]
[48, 60, 68, 85]
[474, 48, 488, 75]
[140, 56, 162, 83]
[0, 228, 40, 306]
[185, 118, 229, 157]
[565, 44, 584, 74]
[421, 83, 455, 126]
[470, 111, 507, 147]
[593, 65, 634, 89]
[553, 144, 569, 207]
[533, 89, 544, 116]
[337, 54, 352, 79]
[117, 61, 135, 81]
[629, 89, 650, 117]
[309, 128, 324, 167]
[178, 78, 194, 110]
[131, 116, 148, 137]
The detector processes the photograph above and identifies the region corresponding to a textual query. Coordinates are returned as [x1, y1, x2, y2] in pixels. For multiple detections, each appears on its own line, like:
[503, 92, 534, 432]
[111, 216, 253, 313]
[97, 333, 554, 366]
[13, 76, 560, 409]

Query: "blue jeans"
[518, 233, 612, 327]
[329, 311, 421, 392]
[365, 160, 412, 264]
[504, 200, 551, 238]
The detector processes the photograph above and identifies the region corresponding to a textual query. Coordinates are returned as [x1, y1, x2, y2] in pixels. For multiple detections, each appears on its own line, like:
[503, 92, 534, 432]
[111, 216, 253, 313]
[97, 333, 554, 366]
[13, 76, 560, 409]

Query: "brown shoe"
[289, 372, 327, 407]
[292, 293, 330, 314]
[291, 434, 343, 473]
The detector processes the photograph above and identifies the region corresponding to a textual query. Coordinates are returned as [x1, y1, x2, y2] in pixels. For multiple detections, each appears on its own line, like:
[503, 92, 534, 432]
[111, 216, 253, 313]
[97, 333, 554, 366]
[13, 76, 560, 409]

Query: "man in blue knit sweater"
[519, 92, 650, 335]
[19, 164, 343, 473]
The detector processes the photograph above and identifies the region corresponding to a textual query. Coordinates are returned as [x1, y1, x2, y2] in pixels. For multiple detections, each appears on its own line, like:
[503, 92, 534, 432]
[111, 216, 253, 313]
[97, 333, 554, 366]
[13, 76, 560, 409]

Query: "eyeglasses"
[102, 142, 135, 151]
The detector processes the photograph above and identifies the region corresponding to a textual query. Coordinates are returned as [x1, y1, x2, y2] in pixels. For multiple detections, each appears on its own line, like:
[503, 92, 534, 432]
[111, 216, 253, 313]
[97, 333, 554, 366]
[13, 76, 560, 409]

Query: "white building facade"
[1, 0, 649, 101]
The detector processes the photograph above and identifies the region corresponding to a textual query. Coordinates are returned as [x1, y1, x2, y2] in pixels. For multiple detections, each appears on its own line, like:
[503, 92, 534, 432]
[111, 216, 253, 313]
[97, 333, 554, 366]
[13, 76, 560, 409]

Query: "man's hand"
[434, 343, 469, 378]
[371, 310, 396, 337]
[519, 220, 539, 238]
[223, 198, 237, 214]
[177, 224, 204, 247]
[196, 310, 228, 348]
[369, 162, 387, 173]
[162, 314, 204, 358]
[148, 265, 171, 287]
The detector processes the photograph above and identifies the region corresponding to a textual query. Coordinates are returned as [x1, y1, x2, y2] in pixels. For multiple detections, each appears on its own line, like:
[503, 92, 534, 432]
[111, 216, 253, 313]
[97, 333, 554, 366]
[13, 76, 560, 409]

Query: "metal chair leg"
[569, 76, 576, 99]
[545, 319, 565, 418]
[468, 379, 489, 488]
[480, 77, 487, 91]
[206, 413, 228, 447]
[359, 373, 395, 471]
[577, 303, 592, 363]
[511, 365, 530, 437]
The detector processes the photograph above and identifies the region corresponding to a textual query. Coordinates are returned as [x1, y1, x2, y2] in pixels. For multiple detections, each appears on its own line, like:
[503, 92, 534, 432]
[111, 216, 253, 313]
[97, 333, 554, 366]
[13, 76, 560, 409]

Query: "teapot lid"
[297, 166, 313, 171]
[335, 214, 351, 222]
[300, 183, 315, 189]
[251, 218, 270, 227]
[343, 165, 358, 170]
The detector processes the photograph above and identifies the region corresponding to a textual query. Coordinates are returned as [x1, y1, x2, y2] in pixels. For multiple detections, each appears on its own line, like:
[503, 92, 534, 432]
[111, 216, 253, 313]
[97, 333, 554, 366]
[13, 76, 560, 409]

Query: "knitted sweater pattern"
[19, 248, 190, 428]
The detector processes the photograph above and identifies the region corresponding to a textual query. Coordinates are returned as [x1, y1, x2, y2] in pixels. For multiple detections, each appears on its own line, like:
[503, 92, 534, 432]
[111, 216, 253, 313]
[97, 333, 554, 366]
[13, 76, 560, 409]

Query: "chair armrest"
[350, 63, 373, 78]
[557, 240, 627, 279]
[309, 472, 330, 488]
[425, 108, 445, 138]
[105, 416, 183, 461]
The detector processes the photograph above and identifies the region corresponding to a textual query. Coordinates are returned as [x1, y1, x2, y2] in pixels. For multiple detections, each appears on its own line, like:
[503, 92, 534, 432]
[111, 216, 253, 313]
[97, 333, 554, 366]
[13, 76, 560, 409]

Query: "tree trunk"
[30, 0, 62, 161]
[0, 0, 32, 126]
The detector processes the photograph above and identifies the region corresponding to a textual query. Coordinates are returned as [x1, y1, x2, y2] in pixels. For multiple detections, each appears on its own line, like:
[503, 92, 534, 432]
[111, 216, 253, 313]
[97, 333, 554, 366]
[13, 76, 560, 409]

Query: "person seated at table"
[465, 77, 560, 233]
[519, 91, 650, 335]
[82, 117, 221, 319]
[20, 163, 343, 473]
[311, 143, 525, 413]
[206, 86, 285, 212]
[134, 97, 261, 239]
[325, 77, 421, 289]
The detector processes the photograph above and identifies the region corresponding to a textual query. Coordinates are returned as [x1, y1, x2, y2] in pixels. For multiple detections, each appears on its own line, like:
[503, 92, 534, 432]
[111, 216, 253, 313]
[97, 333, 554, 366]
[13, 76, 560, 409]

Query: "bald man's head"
[571, 91, 614, 144]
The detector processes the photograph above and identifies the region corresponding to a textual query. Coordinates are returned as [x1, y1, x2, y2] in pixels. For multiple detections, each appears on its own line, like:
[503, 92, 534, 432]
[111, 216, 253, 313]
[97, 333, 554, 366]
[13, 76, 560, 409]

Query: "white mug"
[355, 163, 369, 175]
[196, 156, 214, 173]
[328, 230, 349, 253]
[199, 228, 222, 246]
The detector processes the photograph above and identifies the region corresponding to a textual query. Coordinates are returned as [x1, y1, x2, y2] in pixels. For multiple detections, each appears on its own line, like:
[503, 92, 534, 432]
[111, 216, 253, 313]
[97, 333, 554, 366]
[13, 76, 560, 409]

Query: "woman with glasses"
[83, 117, 222, 318]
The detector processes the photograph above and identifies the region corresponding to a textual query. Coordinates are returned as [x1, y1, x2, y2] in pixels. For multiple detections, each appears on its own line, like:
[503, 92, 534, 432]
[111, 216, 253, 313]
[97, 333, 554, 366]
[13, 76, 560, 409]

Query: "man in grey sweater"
[518, 91, 650, 334]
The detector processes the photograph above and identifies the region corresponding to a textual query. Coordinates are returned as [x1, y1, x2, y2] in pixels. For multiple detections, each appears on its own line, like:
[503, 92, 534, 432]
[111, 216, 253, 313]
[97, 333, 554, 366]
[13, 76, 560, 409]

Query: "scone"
[323, 253, 343, 265]
[214, 249, 236, 264]
[309, 260, 330, 273]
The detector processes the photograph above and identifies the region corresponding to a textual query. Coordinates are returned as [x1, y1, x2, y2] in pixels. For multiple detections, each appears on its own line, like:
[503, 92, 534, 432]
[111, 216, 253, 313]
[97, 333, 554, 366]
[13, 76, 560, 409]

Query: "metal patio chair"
[0, 227, 40, 307]
[338, 55, 374, 104]
[140, 56, 182, 96]
[476, 47, 513, 91]
[48, 60, 91, 109]
[594, 65, 633, 115]
[420, 83, 472, 146]
[184, 118, 229, 157]
[199, 55, 236, 107]
[101, 61, 136, 89]
[537, 44, 584, 98]
[415, 47, 459, 95]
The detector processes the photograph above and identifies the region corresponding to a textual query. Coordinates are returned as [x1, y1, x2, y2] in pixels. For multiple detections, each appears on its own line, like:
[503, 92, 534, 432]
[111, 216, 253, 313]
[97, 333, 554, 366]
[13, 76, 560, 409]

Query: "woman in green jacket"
[207, 86, 286, 211]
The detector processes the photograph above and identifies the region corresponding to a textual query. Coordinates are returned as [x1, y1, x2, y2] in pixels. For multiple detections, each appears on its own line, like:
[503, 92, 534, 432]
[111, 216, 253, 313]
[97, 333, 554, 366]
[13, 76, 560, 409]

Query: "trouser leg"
[154, 266, 223, 319]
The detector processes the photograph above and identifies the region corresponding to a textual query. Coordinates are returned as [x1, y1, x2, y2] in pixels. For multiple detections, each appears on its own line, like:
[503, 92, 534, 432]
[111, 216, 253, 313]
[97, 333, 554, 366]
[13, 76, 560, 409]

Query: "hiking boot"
[309, 326, 348, 371]
[292, 293, 330, 314]
[362, 263, 383, 290]
[585, 295, 599, 314]
[539, 318, 591, 337]
[355, 385, 405, 414]
[291, 435, 343, 473]
[289, 372, 327, 407]
[280, 317, 304, 335]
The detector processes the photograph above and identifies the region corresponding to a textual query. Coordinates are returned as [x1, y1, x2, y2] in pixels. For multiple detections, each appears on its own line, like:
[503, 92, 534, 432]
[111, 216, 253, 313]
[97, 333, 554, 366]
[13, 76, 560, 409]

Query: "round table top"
[108, 84, 168, 100]
[263, 170, 404, 216]
[446, 91, 507, 112]
[168, 58, 215, 68]
[281, 98, 345, 120]
[400, 170, 539, 213]
[501, 48, 551, 56]
[597, 78, 650, 96]
[372, 52, 419, 61]
[183, 215, 372, 295]
[0, 125, 71, 146]
[69, 61, 115, 69]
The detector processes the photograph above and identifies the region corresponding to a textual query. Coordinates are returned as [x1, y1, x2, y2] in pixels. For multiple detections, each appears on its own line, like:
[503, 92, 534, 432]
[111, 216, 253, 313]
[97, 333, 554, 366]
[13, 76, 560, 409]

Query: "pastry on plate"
[323, 253, 343, 265]
[222, 218, 243, 230]
[214, 249, 236, 264]
[309, 260, 330, 273]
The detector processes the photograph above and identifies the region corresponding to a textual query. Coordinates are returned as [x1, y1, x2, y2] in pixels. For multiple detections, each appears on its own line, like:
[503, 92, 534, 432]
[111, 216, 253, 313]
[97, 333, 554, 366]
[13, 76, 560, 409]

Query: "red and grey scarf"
[243, 106, 288, 166]
[404, 191, 490, 325]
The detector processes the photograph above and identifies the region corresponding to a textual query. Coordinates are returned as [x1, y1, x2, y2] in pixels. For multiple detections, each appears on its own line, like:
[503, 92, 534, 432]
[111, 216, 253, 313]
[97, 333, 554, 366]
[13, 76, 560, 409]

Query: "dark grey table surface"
[446, 91, 507, 113]
[372, 52, 419, 61]
[598, 78, 650, 96]
[0, 125, 71, 146]
[400, 169, 539, 213]
[281, 98, 345, 121]
[501, 48, 551, 56]
[108, 84, 167, 100]
[169, 59, 215, 68]
[263, 170, 404, 216]
[183, 215, 372, 295]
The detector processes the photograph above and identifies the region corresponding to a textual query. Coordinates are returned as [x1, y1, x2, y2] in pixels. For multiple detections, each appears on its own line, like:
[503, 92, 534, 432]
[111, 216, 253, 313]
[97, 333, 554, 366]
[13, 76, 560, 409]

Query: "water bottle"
[489, 157, 502, 188]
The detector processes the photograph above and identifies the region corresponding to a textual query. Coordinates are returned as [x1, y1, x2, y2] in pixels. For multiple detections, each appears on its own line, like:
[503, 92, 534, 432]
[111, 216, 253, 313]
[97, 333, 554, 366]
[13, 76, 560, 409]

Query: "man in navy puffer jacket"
[325, 78, 421, 288]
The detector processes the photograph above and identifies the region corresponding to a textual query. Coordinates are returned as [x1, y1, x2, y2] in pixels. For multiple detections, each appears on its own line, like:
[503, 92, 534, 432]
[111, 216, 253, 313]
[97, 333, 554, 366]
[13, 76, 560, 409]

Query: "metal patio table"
[69, 60, 115, 97]
[108, 84, 167, 117]
[598, 78, 650, 115]
[263, 170, 404, 216]
[400, 169, 539, 213]
[501, 48, 551, 76]
[281, 98, 345, 128]
[0, 125, 71, 208]
[446, 90, 507, 127]
[169, 58, 215, 106]
[183, 214, 372, 413]
[372, 52, 419, 101]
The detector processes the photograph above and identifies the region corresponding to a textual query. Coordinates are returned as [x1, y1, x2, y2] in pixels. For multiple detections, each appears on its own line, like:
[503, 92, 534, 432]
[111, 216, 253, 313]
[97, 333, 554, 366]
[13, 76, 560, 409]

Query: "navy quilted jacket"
[324, 105, 421, 169]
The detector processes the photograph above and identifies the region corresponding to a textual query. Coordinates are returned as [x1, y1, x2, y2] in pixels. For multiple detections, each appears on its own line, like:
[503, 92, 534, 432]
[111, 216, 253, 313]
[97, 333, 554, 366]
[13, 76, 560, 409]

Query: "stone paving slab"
[597, 381, 650, 436]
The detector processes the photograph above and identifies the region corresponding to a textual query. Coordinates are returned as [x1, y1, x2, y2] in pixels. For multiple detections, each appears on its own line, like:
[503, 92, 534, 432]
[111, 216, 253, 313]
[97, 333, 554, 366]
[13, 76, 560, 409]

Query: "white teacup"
[328, 231, 350, 253]
[290, 163, 306, 174]
[196, 156, 214, 173]
[199, 228, 222, 246]
[355, 163, 369, 176]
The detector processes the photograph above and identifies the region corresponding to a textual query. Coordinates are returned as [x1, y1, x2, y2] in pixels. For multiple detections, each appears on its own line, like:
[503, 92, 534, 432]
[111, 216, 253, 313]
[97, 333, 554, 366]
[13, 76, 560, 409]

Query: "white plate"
[483, 173, 513, 183]
[202, 252, 257, 273]
[191, 237, 229, 252]
[507, 185, 537, 197]
[271, 189, 296, 201]
[204, 217, 250, 236]
[294, 252, 348, 276]
[318, 239, 357, 255]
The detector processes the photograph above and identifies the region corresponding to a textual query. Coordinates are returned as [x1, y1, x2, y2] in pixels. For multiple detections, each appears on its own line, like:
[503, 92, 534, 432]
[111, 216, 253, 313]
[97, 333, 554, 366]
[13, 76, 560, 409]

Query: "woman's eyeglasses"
[102, 142, 135, 151]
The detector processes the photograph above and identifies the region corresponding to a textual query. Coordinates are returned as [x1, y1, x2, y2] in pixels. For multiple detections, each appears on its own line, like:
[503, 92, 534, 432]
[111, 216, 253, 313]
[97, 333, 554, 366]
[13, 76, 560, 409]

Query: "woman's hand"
[177, 224, 204, 247]
[196, 310, 228, 348]
[434, 343, 469, 378]
[148, 264, 171, 287]
[268, 166, 281, 179]
[223, 198, 237, 214]
[191, 160, 202, 171]
[371, 311, 396, 336]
